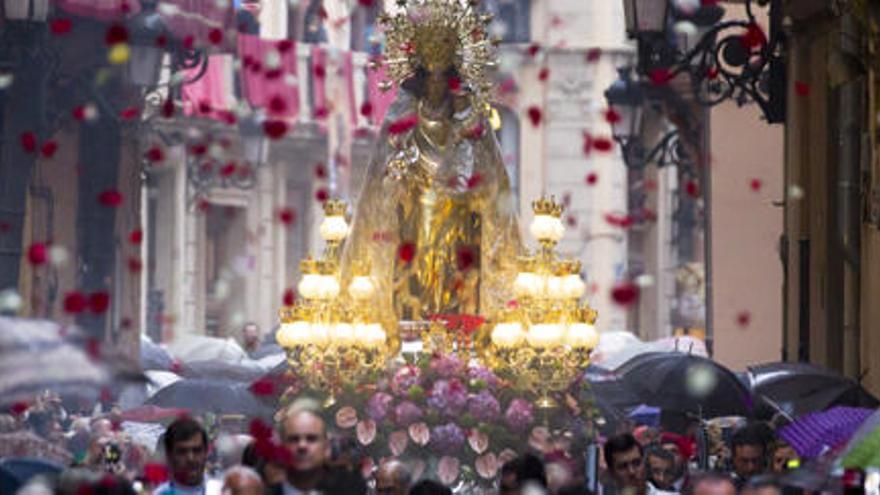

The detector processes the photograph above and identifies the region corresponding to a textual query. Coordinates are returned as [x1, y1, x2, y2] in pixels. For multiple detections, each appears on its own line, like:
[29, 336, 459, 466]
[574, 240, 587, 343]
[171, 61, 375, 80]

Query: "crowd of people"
[3, 388, 830, 495]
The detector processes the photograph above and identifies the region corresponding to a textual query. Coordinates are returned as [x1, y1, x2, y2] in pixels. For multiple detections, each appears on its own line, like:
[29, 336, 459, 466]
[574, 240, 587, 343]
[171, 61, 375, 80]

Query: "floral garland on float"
[274, 317, 602, 491]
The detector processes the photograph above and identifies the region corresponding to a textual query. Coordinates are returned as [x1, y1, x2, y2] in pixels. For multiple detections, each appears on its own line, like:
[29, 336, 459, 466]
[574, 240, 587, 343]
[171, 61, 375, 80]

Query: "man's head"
[686, 472, 736, 495]
[604, 433, 645, 494]
[163, 417, 209, 487]
[241, 322, 260, 350]
[499, 458, 520, 495]
[222, 465, 264, 495]
[740, 475, 782, 495]
[375, 459, 412, 495]
[280, 409, 329, 473]
[770, 440, 798, 473]
[646, 447, 677, 491]
[731, 425, 768, 481]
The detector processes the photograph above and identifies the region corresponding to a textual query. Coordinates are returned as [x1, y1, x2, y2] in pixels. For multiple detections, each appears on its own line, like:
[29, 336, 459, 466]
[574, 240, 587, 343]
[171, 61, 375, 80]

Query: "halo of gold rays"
[374, 0, 500, 114]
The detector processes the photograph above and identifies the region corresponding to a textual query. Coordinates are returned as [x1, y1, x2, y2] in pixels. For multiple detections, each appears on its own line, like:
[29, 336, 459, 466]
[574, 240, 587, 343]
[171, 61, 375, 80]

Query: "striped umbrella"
[779, 406, 874, 459]
[0, 317, 110, 408]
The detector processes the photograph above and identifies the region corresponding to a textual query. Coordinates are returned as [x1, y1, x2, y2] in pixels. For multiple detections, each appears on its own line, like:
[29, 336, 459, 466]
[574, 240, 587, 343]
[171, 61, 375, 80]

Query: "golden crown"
[531, 196, 564, 218]
[376, 0, 499, 109]
[322, 199, 347, 217]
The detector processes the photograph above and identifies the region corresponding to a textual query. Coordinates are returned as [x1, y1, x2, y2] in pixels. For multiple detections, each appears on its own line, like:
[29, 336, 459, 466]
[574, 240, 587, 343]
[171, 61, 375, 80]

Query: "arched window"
[480, 0, 531, 44]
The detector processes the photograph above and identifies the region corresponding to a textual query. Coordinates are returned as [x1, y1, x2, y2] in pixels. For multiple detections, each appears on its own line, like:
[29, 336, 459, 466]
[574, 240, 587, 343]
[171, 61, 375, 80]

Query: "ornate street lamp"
[621, 0, 786, 124]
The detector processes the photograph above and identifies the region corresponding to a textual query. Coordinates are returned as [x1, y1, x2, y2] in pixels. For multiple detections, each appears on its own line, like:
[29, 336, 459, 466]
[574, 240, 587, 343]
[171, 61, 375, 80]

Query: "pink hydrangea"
[467, 390, 501, 422]
[430, 422, 465, 454]
[390, 364, 421, 396]
[429, 354, 465, 378]
[504, 398, 534, 432]
[427, 379, 468, 416]
[394, 400, 424, 426]
[366, 392, 394, 421]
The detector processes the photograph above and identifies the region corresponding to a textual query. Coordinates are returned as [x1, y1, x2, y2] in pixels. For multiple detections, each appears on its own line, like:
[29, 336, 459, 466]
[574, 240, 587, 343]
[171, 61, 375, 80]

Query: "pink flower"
[366, 392, 394, 421]
[394, 401, 424, 426]
[429, 354, 465, 378]
[504, 398, 535, 432]
[391, 364, 421, 396]
[467, 390, 501, 422]
[427, 379, 468, 416]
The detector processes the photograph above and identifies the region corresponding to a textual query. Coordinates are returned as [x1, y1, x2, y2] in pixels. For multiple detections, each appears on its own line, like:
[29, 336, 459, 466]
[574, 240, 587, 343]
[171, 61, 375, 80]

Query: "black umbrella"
[0, 457, 65, 493]
[616, 352, 754, 418]
[180, 359, 267, 382]
[746, 362, 879, 418]
[579, 367, 643, 433]
[144, 379, 275, 419]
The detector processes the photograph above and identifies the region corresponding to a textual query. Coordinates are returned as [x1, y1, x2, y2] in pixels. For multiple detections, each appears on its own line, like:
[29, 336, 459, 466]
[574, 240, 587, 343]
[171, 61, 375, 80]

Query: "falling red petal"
[737, 310, 752, 327]
[398, 242, 416, 263]
[268, 94, 288, 115]
[98, 189, 124, 207]
[586, 47, 602, 62]
[313, 63, 326, 79]
[127, 257, 143, 273]
[315, 188, 329, 202]
[155, 34, 168, 48]
[582, 132, 593, 156]
[685, 180, 700, 198]
[741, 23, 767, 50]
[161, 98, 175, 118]
[649, 68, 674, 86]
[220, 162, 237, 178]
[466, 173, 482, 189]
[282, 288, 296, 306]
[128, 229, 143, 245]
[388, 114, 418, 135]
[208, 28, 224, 45]
[526, 106, 542, 127]
[360, 101, 373, 118]
[27, 243, 48, 266]
[89, 291, 111, 314]
[315, 163, 327, 179]
[119, 107, 140, 120]
[276, 39, 294, 53]
[20, 132, 37, 153]
[447, 76, 462, 92]
[604, 108, 622, 125]
[604, 213, 634, 229]
[585, 172, 598, 185]
[249, 378, 275, 396]
[795, 81, 811, 97]
[63, 291, 88, 314]
[538, 67, 550, 82]
[593, 137, 614, 153]
[50, 18, 73, 35]
[40, 140, 59, 158]
[611, 282, 640, 306]
[566, 216, 577, 227]
[105, 24, 129, 45]
[526, 43, 541, 57]
[278, 208, 296, 225]
[143, 464, 169, 484]
[455, 245, 477, 271]
[750, 178, 762, 192]
[145, 146, 165, 163]
[263, 120, 288, 140]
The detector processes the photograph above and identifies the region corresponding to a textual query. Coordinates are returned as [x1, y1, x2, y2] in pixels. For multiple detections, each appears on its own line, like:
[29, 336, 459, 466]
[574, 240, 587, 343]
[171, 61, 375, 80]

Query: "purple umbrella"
[779, 406, 874, 459]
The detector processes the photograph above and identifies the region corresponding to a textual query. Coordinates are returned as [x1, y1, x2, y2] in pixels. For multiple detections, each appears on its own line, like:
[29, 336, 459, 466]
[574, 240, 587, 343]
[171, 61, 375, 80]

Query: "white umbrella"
[590, 331, 649, 370]
[168, 336, 248, 362]
[0, 317, 110, 407]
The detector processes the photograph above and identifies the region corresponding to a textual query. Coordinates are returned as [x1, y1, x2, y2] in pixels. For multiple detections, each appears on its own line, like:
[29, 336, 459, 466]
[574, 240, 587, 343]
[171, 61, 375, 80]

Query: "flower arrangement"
[278, 349, 599, 489]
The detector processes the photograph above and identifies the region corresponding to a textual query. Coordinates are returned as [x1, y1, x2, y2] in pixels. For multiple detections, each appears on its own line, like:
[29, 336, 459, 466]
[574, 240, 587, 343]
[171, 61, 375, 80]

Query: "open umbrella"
[168, 336, 248, 363]
[144, 379, 275, 419]
[837, 408, 880, 469]
[0, 457, 65, 494]
[779, 406, 874, 459]
[117, 404, 190, 423]
[616, 352, 753, 418]
[746, 362, 878, 418]
[0, 317, 111, 408]
[180, 359, 267, 382]
[140, 334, 174, 371]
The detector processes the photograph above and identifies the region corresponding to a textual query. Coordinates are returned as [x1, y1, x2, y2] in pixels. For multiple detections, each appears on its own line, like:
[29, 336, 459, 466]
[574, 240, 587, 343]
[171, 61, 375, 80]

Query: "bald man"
[375, 460, 412, 495]
[222, 466, 264, 495]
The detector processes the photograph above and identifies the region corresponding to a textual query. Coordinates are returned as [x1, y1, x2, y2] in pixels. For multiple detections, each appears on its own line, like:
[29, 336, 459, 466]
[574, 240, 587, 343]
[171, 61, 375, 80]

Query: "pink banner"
[181, 54, 233, 122]
[311, 45, 327, 119]
[53, 0, 139, 21]
[157, 0, 235, 48]
[367, 58, 397, 125]
[237, 35, 300, 120]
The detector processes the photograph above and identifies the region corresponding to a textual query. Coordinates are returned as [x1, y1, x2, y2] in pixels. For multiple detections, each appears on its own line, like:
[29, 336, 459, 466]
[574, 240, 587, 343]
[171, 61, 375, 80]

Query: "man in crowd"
[375, 459, 412, 495]
[740, 475, 783, 495]
[604, 433, 647, 495]
[154, 417, 211, 495]
[769, 439, 798, 473]
[731, 424, 769, 488]
[273, 406, 367, 494]
[241, 322, 262, 356]
[686, 472, 736, 495]
[222, 465, 265, 495]
[646, 446, 679, 492]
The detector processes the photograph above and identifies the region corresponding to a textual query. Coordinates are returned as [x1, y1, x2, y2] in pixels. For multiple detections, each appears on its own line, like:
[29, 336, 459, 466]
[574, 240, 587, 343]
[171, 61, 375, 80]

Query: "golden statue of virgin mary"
[340, 0, 521, 328]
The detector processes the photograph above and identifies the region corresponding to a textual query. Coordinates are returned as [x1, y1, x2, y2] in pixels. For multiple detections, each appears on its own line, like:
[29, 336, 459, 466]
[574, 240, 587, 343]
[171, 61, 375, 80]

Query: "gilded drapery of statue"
[341, 90, 521, 328]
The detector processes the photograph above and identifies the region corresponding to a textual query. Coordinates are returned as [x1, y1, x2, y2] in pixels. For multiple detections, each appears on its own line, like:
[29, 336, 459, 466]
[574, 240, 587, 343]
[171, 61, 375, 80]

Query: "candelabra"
[481, 196, 599, 408]
[276, 199, 390, 405]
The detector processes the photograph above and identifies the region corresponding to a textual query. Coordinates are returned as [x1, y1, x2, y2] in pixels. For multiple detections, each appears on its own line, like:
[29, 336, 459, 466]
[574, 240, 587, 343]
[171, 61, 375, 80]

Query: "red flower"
[388, 114, 418, 135]
[526, 106, 542, 127]
[249, 378, 275, 396]
[128, 229, 143, 245]
[282, 288, 296, 306]
[98, 189, 124, 207]
[397, 242, 416, 263]
[263, 120, 288, 140]
[585, 172, 598, 185]
[63, 291, 88, 314]
[27, 243, 48, 266]
[50, 18, 73, 35]
[611, 282, 640, 306]
[89, 291, 111, 314]
[20, 132, 37, 153]
[105, 24, 128, 45]
[40, 140, 59, 158]
[208, 28, 224, 45]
